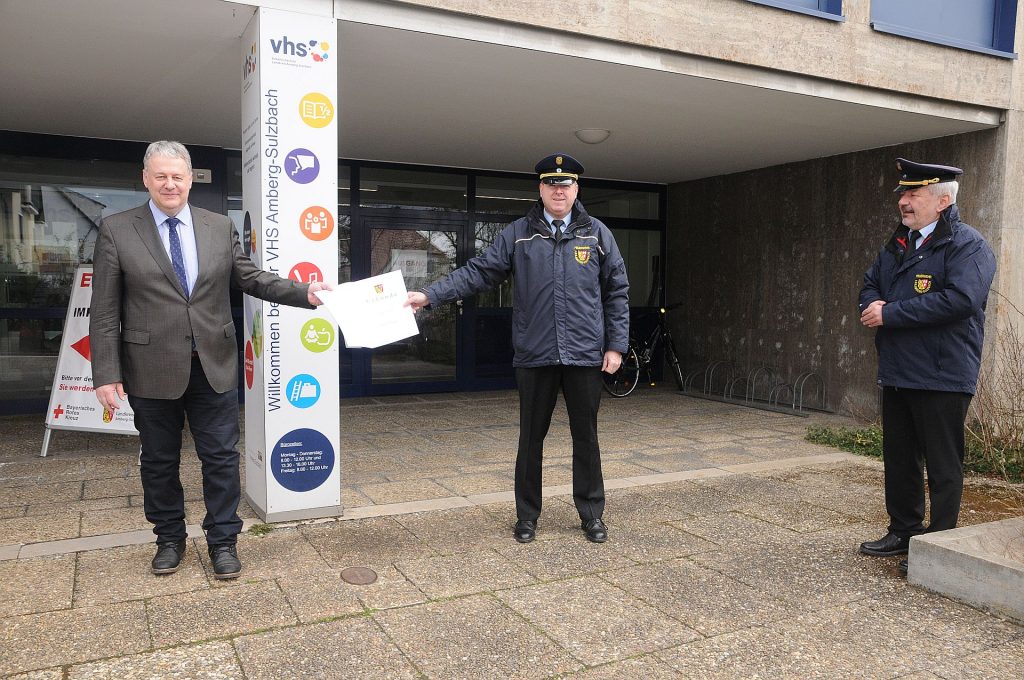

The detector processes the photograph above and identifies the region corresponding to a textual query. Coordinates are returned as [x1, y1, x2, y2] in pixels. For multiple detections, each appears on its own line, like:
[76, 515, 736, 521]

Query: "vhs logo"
[269, 36, 330, 62]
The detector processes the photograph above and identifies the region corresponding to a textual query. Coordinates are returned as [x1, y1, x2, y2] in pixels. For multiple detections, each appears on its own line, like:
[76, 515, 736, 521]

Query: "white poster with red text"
[44, 266, 138, 435]
[241, 7, 341, 522]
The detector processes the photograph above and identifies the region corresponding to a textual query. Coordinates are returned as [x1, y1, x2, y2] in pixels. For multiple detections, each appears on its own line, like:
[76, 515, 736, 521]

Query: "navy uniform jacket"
[424, 200, 629, 368]
[859, 204, 996, 394]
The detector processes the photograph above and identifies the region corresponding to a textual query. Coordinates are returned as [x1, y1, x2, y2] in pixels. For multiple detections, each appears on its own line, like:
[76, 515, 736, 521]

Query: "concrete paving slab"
[375, 594, 582, 679]
[0, 602, 149, 676]
[25, 497, 129, 517]
[358, 478, 457, 504]
[74, 542, 208, 606]
[561, 655, 682, 678]
[395, 549, 536, 599]
[236, 616, 419, 679]
[79, 506, 150, 537]
[300, 516, 437, 570]
[17, 528, 155, 559]
[5, 669, 64, 679]
[497, 575, 699, 665]
[0, 554, 75, 617]
[0, 513, 81, 545]
[0, 481, 82, 506]
[910, 516, 1024, 621]
[146, 581, 296, 647]
[393, 506, 512, 554]
[67, 641, 242, 679]
[433, 471, 511, 496]
[196, 528, 332, 585]
[81, 476, 143, 500]
[276, 571, 366, 623]
[602, 558, 795, 636]
[930, 636, 1024, 679]
[595, 520, 717, 562]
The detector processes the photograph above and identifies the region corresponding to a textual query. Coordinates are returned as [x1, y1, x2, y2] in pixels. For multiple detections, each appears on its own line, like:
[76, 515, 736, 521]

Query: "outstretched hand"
[307, 281, 333, 306]
[405, 291, 429, 313]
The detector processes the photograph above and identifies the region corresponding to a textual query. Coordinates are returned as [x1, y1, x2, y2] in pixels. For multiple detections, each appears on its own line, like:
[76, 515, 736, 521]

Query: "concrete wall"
[398, 0, 1016, 109]
[665, 130, 1004, 417]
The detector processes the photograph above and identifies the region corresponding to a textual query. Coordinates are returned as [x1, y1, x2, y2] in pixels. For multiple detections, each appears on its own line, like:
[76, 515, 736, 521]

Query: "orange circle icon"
[299, 206, 334, 241]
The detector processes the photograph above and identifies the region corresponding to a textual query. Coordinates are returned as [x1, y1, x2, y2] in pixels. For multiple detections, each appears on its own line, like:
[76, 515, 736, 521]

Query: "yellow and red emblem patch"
[913, 274, 933, 294]
[574, 246, 591, 265]
[102, 408, 114, 424]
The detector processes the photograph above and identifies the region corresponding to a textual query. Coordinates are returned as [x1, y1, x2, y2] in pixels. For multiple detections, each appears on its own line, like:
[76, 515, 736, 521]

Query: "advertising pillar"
[241, 7, 340, 522]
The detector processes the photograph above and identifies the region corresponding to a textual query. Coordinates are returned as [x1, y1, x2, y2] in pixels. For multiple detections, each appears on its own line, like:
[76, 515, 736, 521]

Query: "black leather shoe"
[209, 544, 242, 580]
[582, 518, 608, 543]
[151, 540, 186, 575]
[898, 559, 909, 575]
[514, 520, 536, 543]
[859, 532, 910, 556]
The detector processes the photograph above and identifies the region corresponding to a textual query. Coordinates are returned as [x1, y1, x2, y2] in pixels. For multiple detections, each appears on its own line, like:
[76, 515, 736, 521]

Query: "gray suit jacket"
[90, 203, 311, 399]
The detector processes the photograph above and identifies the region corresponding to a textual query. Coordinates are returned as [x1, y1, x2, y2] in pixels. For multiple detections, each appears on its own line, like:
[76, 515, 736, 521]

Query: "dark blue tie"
[552, 219, 564, 237]
[166, 217, 190, 297]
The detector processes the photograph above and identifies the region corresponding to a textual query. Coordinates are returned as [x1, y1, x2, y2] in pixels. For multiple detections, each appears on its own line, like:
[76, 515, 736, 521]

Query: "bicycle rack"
[678, 359, 831, 416]
[703, 360, 733, 396]
[793, 372, 826, 412]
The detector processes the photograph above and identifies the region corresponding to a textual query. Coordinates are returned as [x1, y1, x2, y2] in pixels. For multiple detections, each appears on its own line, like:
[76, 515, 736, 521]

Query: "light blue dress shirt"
[543, 208, 572, 235]
[149, 201, 199, 294]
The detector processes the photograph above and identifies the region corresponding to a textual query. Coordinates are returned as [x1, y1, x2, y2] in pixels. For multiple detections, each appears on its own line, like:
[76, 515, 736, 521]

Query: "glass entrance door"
[357, 216, 462, 394]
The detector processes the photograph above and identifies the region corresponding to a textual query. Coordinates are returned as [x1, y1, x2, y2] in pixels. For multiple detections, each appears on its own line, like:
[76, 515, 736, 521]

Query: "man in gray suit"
[91, 140, 328, 579]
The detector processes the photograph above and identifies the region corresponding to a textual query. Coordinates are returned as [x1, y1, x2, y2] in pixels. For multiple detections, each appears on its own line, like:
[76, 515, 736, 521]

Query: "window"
[747, 0, 844, 22]
[0, 154, 148, 406]
[871, 0, 1018, 57]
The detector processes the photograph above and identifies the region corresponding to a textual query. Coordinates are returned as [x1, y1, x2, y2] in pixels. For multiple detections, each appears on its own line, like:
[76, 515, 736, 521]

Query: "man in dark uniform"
[858, 158, 996, 574]
[405, 153, 630, 543]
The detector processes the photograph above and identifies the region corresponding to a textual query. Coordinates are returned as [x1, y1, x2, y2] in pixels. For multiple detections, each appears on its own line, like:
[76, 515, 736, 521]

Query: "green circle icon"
[301, 318, 335, 353]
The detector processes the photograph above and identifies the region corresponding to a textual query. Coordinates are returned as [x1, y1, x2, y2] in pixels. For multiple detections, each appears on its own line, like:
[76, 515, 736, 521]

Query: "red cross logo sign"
[52, 404, 65, 420]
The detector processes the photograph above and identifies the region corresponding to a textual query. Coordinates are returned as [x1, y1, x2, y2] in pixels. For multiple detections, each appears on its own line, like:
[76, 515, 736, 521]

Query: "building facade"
[1, 0, 1021, 416]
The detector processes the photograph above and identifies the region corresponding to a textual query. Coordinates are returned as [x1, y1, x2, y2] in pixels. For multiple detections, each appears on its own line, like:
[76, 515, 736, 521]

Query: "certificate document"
[313, 270, 420, 348]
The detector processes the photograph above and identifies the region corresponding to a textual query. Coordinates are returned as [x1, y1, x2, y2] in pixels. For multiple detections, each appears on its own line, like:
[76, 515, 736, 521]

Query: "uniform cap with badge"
[894, 157, 963, 193]
[536, 153, 584, 185]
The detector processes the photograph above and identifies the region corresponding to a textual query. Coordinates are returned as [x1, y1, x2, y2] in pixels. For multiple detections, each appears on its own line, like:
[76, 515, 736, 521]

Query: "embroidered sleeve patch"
[913, 274, 933, 294]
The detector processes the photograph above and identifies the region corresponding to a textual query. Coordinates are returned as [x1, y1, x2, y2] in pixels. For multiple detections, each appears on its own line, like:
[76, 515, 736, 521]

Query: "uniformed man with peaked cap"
[858, 157, 996, 574]
[406, 153, 629, 544]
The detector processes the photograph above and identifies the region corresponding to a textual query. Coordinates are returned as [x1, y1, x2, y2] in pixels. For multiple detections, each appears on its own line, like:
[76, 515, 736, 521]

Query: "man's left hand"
[861, 300, 886, 328]
[602, 350, 622, 374]
[307, 281, 332, 306]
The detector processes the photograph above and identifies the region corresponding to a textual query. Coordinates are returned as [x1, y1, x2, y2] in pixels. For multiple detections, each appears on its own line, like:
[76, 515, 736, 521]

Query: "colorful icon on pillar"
[252, 311, 263, 358]
[285, 148, 320, 184]
[271, 428, 335, 492]
[244, 341, 255, 389]
[301, 319, 335, 353]
[286, 374, 320, 408]
[299, 206, 334, 241]
[299, 92, 334, 128]
[289, 261, 324, 284]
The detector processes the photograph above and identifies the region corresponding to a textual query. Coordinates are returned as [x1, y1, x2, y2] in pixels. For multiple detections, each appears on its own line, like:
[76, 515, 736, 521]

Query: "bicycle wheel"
[664, 335, 685, 391]
[603, 347, 641, 397]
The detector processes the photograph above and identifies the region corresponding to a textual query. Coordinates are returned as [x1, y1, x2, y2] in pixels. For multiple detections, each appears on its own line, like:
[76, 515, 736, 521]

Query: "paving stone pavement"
[1, 388, 1022, 678]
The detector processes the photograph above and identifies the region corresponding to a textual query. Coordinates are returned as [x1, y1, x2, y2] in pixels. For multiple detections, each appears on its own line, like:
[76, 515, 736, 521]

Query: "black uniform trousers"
[128, 356, 243, 546]
[882, 386, 972, 538]
[514, 365, 605, 523]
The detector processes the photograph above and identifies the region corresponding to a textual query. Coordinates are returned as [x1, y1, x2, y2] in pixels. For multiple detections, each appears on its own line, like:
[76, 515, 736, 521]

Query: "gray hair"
[144, 141, 192, 173]
[927, 180, 958, 204]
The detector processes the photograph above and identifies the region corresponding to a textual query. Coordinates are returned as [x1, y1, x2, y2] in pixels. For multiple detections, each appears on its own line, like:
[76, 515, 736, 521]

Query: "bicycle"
[603, 303, 685, 397]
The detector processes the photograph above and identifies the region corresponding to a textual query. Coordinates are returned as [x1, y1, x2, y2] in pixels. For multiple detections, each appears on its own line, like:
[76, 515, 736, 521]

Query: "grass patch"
[806, 423, 1024, 483]
[247, 523, 275, 537]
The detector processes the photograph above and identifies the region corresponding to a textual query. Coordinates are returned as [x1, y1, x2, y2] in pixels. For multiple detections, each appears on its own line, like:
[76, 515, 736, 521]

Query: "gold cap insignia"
[556, 156, 563, 166]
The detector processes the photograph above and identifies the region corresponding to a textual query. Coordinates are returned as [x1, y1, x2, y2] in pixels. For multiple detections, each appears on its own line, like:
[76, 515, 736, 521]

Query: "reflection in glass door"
[366, 221, 459, 389]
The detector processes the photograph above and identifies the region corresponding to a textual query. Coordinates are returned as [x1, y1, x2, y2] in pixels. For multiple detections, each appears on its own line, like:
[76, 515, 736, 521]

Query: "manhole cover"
[340, 566, 378, 585]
